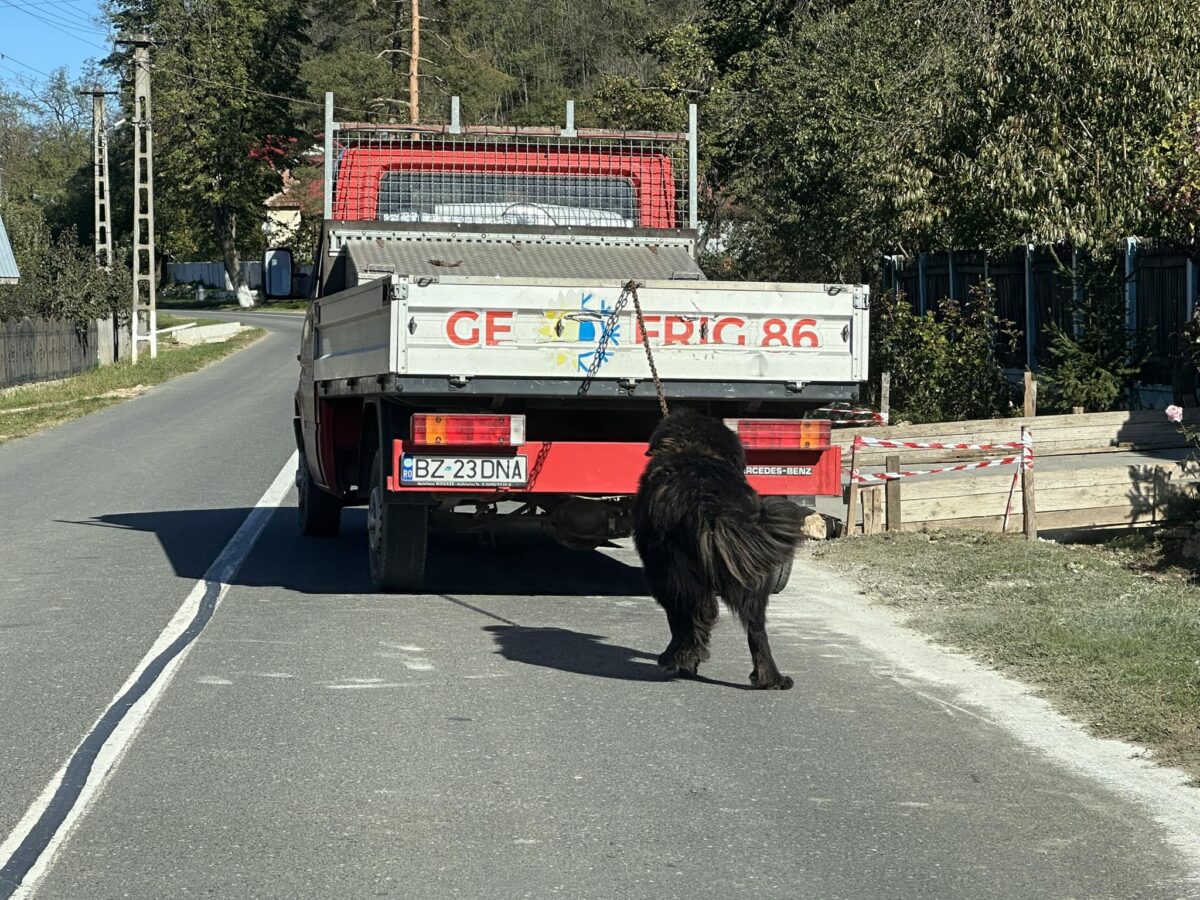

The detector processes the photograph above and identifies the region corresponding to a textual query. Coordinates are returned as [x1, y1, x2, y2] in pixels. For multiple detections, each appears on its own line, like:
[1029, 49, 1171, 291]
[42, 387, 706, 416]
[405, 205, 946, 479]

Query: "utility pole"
[81, 88, 116, 270]
[118, 33, 157, 362]
[79, 86, 119, 364]
[409, 0, 419, 124]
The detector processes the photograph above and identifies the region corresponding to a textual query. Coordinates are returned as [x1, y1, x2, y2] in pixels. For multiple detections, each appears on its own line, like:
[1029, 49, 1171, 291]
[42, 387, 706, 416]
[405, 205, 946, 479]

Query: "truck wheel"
[769, 553, 794, 594]
[298, 451, 342, 536]
[367, 451, 428, 592]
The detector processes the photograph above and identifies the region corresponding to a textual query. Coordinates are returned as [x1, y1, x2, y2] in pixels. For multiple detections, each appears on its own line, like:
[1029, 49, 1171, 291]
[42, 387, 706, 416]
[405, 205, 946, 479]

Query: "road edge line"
[0, 450, 299, 899]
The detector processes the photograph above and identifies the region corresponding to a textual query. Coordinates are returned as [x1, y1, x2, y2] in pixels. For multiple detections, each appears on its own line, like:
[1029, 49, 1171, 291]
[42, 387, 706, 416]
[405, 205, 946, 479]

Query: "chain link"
[576, 279, 669, 417]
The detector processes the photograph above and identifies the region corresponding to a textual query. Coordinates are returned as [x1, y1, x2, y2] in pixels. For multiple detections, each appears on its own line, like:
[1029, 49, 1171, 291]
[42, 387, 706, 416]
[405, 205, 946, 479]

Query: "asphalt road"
[1, 309, 1198, 899]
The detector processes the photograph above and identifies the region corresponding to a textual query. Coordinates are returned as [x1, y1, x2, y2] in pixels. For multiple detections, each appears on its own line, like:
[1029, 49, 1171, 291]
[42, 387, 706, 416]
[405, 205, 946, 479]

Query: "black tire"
[367, 450, 428, 592]
[298, 451, 342, 536]
[769, 552, 794, 594]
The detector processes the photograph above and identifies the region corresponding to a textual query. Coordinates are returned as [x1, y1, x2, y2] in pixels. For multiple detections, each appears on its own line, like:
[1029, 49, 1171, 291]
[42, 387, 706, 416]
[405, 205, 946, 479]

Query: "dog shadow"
[484, 624, 750, 689]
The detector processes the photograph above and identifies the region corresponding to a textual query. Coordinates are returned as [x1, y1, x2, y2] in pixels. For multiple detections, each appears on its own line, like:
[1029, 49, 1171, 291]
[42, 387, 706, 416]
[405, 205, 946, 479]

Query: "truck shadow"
[65, 505, 651, 597]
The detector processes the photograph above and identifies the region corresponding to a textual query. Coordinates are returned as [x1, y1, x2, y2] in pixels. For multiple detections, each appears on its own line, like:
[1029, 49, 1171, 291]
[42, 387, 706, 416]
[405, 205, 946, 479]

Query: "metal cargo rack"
[322, 93, 698, 234]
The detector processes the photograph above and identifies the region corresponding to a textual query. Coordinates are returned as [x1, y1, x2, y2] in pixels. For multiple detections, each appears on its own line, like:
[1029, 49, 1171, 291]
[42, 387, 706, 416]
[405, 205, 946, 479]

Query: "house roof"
[0, 212, 19, 284]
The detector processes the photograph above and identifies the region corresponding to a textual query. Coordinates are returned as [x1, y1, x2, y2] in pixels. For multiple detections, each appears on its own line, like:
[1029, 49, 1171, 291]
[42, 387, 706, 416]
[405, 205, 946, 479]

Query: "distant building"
[0, 212, 19, 285]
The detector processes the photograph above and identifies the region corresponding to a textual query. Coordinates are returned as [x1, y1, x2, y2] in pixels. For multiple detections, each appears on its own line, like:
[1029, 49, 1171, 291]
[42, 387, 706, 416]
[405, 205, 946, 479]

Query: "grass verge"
[809, 530, 1200, 778]
[0, 327, 266, 444]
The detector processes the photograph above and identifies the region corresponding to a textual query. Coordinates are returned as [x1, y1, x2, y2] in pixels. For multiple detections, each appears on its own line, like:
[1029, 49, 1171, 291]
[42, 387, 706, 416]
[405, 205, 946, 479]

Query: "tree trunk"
[214, 206, 253, 308]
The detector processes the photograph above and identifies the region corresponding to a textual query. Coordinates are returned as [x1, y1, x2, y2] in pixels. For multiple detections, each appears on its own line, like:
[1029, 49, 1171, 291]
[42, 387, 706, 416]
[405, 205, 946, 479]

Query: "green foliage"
[1149, 101, 1200, 245]
[0, 70, 98, 244]
[1037, 261, 1145, 413]
[0, 202, 131, 326]
[302, 0, 702, 127]
[948, 1, 1200, 250]
[1038, 324, 1141, 413]
[869, 287, 1018, 424]
[108, 0, 311, 286]
[600, 0, 1200, 282]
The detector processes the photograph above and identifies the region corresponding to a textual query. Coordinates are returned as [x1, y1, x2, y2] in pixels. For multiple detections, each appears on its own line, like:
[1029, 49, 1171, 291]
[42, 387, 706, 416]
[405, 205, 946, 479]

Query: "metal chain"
[576, 279, 669, 417]
[628, 284, 669, 417]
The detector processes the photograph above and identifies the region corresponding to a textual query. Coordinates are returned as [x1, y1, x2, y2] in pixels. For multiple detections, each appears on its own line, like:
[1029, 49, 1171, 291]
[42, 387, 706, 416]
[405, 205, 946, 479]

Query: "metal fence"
[0, 317, 99, 389]
[323, 94, 698, 233]
[884, 243, 1200, 383]
[166, 261, 315, 298]
[167, 261, 263, 290]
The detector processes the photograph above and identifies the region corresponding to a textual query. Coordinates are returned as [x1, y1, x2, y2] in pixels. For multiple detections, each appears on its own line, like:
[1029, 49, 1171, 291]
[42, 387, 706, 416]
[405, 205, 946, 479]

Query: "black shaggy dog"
[632, 408, 804, 690]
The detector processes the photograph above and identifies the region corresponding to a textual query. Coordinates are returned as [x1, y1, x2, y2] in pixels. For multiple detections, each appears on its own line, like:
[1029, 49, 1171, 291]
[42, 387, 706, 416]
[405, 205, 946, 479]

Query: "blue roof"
[0, 212, 19, 283]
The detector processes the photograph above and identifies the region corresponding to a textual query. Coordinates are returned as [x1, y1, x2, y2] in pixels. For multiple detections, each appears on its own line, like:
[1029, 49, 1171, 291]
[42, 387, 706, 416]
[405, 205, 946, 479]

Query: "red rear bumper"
[387, 440, 841, 496]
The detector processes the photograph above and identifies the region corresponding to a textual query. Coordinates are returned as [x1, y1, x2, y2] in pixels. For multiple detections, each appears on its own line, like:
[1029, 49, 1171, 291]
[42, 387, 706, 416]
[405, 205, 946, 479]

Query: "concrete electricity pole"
[79, 86, 120, 363]
[118, 33, 158, 362]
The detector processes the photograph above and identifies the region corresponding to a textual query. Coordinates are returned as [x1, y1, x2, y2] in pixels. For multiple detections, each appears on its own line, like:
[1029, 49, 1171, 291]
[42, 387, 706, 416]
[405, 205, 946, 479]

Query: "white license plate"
[400, 454, 529, 487]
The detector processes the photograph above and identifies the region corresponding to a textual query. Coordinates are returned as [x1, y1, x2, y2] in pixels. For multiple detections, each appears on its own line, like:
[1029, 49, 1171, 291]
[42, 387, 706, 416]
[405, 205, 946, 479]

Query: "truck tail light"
[410, 414, 526, 446]
[725, 418, 832, 450]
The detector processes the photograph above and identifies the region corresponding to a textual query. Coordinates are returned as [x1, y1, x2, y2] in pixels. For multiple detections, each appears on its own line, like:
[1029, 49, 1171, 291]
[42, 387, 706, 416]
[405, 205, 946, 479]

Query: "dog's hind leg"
[649, 579, 716, 676]
[645, 571, 693, 674]
[726, 588, 794, 690]
[675, 593, 718, 674]
[657, 603, 691, 673]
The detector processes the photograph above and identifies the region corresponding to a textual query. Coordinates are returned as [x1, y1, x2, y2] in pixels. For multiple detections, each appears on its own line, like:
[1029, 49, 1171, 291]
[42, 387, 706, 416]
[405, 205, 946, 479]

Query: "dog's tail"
[702, 499, 805, 591]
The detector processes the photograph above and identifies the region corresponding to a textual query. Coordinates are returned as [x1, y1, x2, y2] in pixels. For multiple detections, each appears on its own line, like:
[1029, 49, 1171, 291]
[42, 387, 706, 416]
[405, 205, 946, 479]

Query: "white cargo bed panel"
[314, 275, 867, 386]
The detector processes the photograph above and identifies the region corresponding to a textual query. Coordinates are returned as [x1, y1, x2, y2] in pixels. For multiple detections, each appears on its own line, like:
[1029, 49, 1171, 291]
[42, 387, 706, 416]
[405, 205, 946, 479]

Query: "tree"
[1150, 100, 1200, 249]
[0, 68, 99, 243]
[594, 0, 1200, 284]
[302, 0, 701, 128]
[107, 0, 310, 302]
[947, 1, 1200, 252]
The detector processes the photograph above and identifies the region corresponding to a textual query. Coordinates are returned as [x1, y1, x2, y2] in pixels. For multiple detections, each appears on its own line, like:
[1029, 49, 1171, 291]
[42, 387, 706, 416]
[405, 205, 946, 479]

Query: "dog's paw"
[750, 672, 794, 691]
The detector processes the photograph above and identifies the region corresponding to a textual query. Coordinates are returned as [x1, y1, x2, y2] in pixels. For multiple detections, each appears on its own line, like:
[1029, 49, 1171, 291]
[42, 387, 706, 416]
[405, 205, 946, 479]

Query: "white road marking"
[0, 451, 298, 899]
[327, 682, 429, 690]
[195, 676, 233, 686]
[778, 557, 1200, 879]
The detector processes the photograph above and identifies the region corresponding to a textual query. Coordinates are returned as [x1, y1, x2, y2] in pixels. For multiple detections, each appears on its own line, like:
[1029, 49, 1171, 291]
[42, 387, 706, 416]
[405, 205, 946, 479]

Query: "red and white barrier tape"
[851, 455, 1021, 485]
[853, 435, 1022, 452]
[850, 431, 1033, 485]
[849, 429, 1034, 531]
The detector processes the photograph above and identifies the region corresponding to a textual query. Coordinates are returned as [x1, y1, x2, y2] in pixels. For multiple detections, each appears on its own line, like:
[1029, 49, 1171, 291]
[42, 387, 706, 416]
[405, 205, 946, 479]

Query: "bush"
[0, 202, 131, 326]
[869, 286, 1018, 424]
[1037, 260, 1144, 413]
[1038, 324, 1142, 412]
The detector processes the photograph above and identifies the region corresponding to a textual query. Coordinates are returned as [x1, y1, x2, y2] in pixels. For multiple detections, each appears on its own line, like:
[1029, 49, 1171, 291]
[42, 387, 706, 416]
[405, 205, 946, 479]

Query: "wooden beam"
[886, 454, 901, 532]
[1022, 426, 1036, 539]
[844, 441, 860, 538]
[409, 0, 420, 124]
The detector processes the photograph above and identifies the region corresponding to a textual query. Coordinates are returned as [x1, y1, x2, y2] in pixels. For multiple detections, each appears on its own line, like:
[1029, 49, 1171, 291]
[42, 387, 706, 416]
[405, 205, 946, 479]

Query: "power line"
[152, 63, 373, 117]
[5, 9, 110, 40]
[8, 0, 100, 9]
[1, 0, 108, 30]
[0, 50, 56, 81]
[0, 60, 45, 86]
[0, 0, 111, 47]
